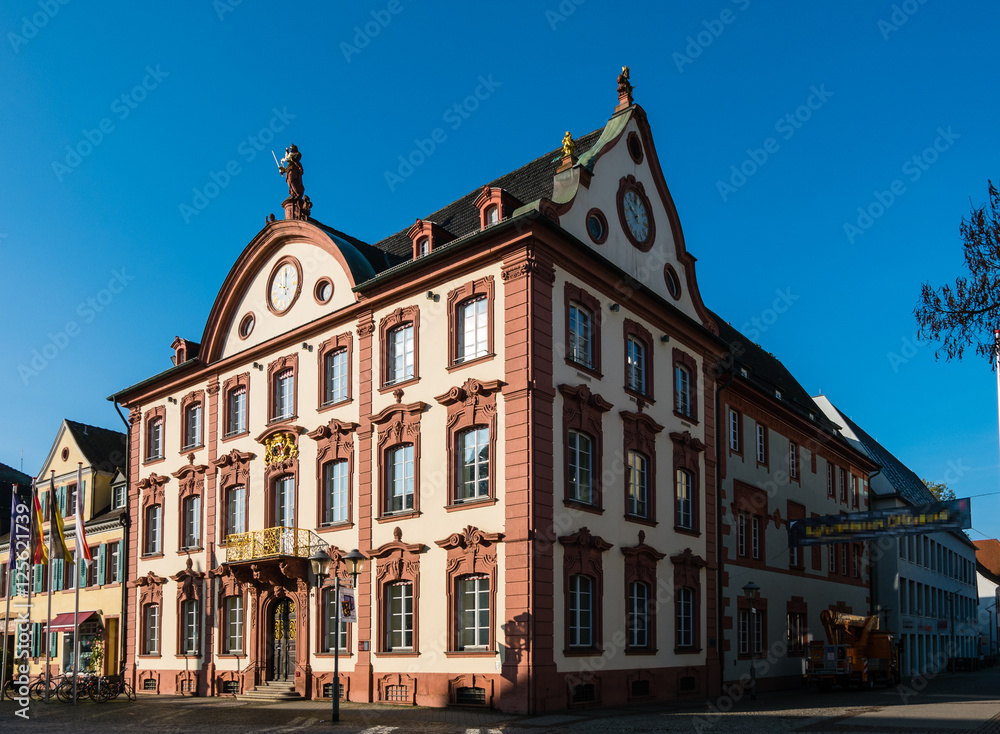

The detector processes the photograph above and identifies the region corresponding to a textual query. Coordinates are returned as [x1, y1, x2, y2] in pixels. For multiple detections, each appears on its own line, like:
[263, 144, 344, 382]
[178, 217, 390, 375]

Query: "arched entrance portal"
[269, 598, 296, 681]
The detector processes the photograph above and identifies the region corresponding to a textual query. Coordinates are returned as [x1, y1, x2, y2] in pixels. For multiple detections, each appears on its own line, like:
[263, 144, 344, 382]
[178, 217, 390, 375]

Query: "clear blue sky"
[2, 1, 998, 538]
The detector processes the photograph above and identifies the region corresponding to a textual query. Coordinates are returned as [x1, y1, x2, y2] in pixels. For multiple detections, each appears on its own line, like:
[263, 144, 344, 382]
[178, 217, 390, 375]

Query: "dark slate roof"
[66, 420, 127, 474]
[832, 410, 936, 507]
[711, 312, 841, 435]
[371, 129, 605, 259]
[0, 461, 30, 485]
[309, 220, 405, 274]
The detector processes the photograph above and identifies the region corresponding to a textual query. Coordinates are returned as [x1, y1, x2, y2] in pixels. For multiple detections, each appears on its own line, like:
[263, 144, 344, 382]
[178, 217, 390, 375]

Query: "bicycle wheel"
[123, 681, 135, 701]
[56, 678, 76, 703]
[29, 678, 49, 701]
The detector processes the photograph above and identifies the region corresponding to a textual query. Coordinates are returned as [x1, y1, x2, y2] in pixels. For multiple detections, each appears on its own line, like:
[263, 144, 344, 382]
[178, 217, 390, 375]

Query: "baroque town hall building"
[110, 73, 873, 711]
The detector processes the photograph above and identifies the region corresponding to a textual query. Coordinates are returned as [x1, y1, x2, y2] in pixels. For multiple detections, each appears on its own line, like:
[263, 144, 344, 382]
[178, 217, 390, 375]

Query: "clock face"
[622, 189, 650, 244]
[269, 262, 299, 312]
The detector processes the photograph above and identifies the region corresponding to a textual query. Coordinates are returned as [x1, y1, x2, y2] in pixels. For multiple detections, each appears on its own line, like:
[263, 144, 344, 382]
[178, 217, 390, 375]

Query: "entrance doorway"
[268, 599, 296, 681]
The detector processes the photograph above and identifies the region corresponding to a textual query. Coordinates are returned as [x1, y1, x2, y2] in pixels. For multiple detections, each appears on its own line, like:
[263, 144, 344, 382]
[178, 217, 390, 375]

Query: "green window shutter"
[97, 544, 107, 586]
[49, 632, 58, 658]
[31, 623, 41, 657]
[33, 564, 42, 593]
[58, 487, 65, 517]
[54, 559, 63, 592]
[79, 558, 88, 587]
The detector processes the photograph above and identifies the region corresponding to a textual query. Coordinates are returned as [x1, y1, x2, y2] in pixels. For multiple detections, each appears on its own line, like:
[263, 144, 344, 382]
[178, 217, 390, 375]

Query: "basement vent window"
[384, 684, 409, 703]
[680, 676, 696, 692]
[455, 686, 486, 706]
[222, 681, 239, 695]
[323, 682, 344, 699]
[143, 679, 157, 691]
[571, 683, 596, 703]
[631, 679, 651, 697]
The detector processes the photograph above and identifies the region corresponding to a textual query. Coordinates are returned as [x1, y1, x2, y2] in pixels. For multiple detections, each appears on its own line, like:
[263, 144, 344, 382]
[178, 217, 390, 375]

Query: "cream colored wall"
[551, 269, 709, 672]
[555, 117, 703, 323]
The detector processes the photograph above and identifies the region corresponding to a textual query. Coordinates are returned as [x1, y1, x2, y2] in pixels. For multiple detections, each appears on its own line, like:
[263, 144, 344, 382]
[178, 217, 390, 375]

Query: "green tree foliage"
[923, 478, 956, 501]
[915, 181, 1000, 366]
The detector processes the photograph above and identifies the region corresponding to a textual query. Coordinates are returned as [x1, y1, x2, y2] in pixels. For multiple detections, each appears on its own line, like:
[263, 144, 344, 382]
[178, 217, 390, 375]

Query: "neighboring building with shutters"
[109, 74, 725, 710]
[0, 420, 127, 679]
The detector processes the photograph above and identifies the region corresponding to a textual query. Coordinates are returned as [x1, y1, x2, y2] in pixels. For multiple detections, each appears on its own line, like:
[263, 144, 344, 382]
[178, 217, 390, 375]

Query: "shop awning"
[46, 611, 97, 631]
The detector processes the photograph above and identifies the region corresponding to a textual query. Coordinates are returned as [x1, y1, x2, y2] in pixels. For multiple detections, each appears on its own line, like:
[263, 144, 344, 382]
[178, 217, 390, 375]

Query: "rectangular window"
[738, 512, 747, 557]
[457, 427, 489, 501]
[827, 464, 834, 497]
[568, 574, 593, 648]
[828, 544, 836, 573]
[738, 610, 749, 655]
[387, 582, 413, 650]
[66, 559, 75, 590]
[387, 445, 415, 514]
[676, 587, 694, 648]
[323, 588, 349, 652]
[839, 468, 847, 502]
[627, 451, 648, 518]
[66, 484, 77, 518]
[675, 469, 693, 529]
[224, 596, 243, 654]
[628, 581, 649, 648]
[274, 369, 294, 420]
[841, 543, 848, 576]
[147, 419, 163, 460]
[145, 505, 162, 555]
[183, 404, 202, 449]
[756, 423, 767, 464]
[852, 475, 860, 507]
[109, 542, 121, 583]
[182, 599, 199, 654]
[751, 516, 761, 560]
[226, 387, 247, 437]
[323, 461, 349, 525]
[457, 297, 488, 363]
[729, 409, 741, 452]
[274, 476, 295, 528]
[626, 337, 646, 394]
[226, 485, 247, 537]
[182, 495, 201, 549]
[674, 365, 691, 417]
[324, 349, 349, 405]
[459, 576, 490, 649]
[112, 483, 126, 510]
[143, 604, 159, 655]
[787, 612, 806, 655]
[567, 431, 593, 505]
[387, 324, 414, 384]
[789, 442, 799, 479]
[568, 303, 593, 368]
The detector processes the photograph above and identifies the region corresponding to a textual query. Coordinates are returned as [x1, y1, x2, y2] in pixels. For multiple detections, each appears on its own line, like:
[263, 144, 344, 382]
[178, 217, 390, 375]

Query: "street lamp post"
[310, 547, 364, 725]
[743, 581, 760, 701]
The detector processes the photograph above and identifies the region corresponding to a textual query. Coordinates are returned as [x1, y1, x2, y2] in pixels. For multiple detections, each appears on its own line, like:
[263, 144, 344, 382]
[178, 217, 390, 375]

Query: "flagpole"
[72, 463, 83, 705]
[995, 329, 999, 477]
[44, 471, 56, 702]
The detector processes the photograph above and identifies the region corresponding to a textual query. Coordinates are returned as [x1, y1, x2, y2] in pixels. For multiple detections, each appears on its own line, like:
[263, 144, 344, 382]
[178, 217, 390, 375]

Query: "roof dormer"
[473, 186, 518, 230]
[171, 336, 200, 366]
[407, 218, 455, 259]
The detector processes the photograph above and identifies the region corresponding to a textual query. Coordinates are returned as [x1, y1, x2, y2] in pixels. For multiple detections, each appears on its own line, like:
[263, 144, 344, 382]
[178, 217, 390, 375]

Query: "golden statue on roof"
[562, 131, 575, 158]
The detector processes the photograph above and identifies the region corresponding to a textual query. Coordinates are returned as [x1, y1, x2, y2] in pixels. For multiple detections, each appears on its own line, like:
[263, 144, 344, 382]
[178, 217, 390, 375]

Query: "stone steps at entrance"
[238, 680, 302, 701]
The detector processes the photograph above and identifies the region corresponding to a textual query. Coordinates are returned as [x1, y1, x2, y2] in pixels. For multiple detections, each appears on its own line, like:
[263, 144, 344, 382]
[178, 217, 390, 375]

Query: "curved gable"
[201, 220, 376, 363]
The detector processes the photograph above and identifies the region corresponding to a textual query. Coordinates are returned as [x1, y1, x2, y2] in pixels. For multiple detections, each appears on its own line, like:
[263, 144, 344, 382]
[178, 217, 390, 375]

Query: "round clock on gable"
[267, 257, 302, 314]
[617, 176, 655, 251]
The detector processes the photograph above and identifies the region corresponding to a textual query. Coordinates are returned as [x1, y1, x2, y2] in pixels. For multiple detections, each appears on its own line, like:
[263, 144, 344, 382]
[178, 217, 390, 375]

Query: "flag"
[74, 464, 92, 566]
[31, 483, 48, 566]
[49, 475, 71, 562]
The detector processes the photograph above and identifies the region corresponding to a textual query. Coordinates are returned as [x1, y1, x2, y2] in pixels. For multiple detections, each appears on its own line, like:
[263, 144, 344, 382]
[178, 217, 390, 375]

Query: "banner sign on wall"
[787, 498, 971, 548]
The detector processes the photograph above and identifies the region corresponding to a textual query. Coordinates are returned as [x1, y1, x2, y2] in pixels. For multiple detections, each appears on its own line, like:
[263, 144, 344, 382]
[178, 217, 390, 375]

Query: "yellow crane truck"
[806, 610, 901, 690]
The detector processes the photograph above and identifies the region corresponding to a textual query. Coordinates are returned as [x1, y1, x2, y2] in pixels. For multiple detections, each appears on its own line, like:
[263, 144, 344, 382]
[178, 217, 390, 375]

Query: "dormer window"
[474, 186, 517, 230]
[417, 237, 429, 257]
[485, 205, 499, 226]
[407, 219, 454, 260]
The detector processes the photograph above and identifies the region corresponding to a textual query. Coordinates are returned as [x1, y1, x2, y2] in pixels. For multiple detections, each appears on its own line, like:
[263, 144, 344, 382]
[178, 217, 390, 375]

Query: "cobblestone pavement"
[4, 668, 1000, 734]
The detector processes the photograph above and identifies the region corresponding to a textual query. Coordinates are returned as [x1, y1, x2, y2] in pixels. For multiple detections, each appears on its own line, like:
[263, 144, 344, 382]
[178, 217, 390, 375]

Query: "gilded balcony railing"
[224, 527, 318, 563]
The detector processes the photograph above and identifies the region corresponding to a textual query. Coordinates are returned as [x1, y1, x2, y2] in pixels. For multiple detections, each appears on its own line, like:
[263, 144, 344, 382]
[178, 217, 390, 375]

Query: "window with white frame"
[226, 386, 247, 437]
[112, 483, 126, 510]
[568, 303, 593, 368]
[183, 403, 202, 450]
[676, 587, 694, 648]
[675, 468, 693, 529]
[756, 423, 767, 464]
[387, 582, 413, 650]
[751, 515, 761, 559]
[789, 441, 799, 479]
[675, 365, 692, 417]
[109, 542, 121, 583]
[567, 431, 594, 505]
[628, 581, 649, 648]
[147, 418, 163, 460]
[738, 512, 747, 557]
[323, 460, 349, 525]
[456, 297, 488, 363]
[226, 485, 246, 537]
[626, 337, 646, 394]
[627, 451, 648, 518]
[457, 427, 489, 502]
[386, 444, 415, 514]
[458, 576, 490, 650]
[224, 596, 243, 654]
[323, 349, 349, 405]
[568, 574, 594, 648]
[143, 603, 159, 655]
[387, 324, 414, 384]
[182, 495, 201, 549]
[274, 476, 295, 528]
[144, 505, 162, 555]
[323, 587, 349, 652]
[729, 409, 741, 452]
[274, 369, 294, 420]
[182, 599, 199, 654]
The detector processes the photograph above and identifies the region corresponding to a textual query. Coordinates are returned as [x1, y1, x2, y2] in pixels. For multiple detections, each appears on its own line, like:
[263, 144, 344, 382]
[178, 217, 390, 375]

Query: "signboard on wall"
[787, 498, 971, 548]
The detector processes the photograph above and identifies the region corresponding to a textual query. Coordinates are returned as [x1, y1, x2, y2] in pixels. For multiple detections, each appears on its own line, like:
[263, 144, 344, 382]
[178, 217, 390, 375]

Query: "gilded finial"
[562, 131, 575, 158]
